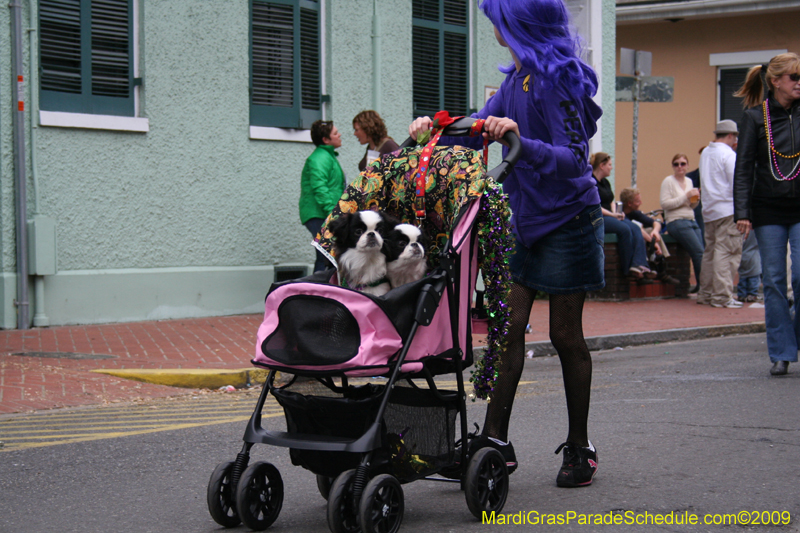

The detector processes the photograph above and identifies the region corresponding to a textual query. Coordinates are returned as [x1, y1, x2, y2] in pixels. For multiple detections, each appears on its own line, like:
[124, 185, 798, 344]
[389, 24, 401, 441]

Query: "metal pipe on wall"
[10, 0, 30, 329]
[371, 0, 381, 112]
[29, 0, 50, 328]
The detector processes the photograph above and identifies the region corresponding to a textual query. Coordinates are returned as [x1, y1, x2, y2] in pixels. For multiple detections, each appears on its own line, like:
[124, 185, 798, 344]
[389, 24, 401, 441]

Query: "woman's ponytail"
[734, 65, 765, 109]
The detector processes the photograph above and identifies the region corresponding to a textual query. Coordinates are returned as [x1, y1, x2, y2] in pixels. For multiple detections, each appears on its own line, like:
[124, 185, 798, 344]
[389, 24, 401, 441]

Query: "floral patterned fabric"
[314, 145, 513, 400]
[316, 146, 490, 261]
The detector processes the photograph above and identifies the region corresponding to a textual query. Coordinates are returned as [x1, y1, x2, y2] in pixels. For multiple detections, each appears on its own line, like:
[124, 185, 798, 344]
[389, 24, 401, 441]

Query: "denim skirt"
[509, 205, 605, 294]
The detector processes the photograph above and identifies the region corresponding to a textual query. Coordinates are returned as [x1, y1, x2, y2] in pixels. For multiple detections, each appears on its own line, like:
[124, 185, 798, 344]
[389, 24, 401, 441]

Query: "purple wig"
[480, 0, 598, 98]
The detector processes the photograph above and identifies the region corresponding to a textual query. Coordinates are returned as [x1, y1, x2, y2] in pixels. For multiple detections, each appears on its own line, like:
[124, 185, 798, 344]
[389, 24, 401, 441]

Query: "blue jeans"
[603, 215, 648, 273]
[665, 219, 704, 284]
[304, 218, 332, 273]
[737, 276, 761, 300]
[754, 223, 800, 362]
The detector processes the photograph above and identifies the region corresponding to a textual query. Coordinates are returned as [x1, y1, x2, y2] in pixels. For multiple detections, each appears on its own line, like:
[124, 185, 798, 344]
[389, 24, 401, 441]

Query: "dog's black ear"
[329, 213, 352, 250]
[381, 228, 400, 261]
[379, 211, 400, 235]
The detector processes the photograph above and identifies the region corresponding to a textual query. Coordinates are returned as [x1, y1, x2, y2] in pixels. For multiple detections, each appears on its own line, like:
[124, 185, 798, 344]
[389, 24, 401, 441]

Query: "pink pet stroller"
[207, 118, 520, 532]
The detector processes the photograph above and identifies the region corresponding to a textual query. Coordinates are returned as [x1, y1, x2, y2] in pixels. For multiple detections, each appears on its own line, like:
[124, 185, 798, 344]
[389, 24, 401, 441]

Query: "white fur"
[338, 211, 390, 296]
[387, 224, 427, 289]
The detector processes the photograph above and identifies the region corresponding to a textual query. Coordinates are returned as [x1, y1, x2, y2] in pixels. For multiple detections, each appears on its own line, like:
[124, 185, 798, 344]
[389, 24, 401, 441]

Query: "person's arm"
[660, 177, 690, 211]
[517, 90, 599, 180]
[303, 152, 336, 212]
[734, 110, 757, 224]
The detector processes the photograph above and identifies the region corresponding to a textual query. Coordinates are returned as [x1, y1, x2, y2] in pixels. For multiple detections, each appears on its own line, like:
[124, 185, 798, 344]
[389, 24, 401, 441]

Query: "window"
[719, 67, 749, 127]
[250, 0, 321, 129]
[412, 0, 469, 118]
[39, 0, 134, 116]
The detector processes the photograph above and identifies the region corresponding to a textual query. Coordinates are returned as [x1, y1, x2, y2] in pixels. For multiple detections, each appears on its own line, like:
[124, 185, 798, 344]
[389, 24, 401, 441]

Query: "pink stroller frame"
[206, 118, 521, 533]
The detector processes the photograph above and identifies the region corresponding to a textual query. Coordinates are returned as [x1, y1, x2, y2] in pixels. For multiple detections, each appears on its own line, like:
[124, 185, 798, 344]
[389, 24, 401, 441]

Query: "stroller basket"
[273, 383, 458, 483]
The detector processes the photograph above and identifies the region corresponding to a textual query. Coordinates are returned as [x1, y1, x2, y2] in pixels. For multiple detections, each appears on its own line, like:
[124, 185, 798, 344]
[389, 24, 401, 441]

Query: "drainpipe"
[29, 1, 49, 327]
[371, 0, 381, 112]
[10, 0, 30, 329]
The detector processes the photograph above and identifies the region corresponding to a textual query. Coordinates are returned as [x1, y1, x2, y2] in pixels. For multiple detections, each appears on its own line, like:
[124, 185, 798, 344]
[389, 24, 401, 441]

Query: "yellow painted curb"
[91, 368, 271, 389]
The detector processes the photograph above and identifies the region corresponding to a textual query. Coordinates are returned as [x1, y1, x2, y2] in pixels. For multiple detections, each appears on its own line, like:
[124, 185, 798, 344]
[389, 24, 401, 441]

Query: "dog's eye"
[355, 229, 363, 236]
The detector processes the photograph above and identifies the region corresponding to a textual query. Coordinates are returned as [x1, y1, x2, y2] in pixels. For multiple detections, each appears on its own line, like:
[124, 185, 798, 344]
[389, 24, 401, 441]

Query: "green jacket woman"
[299, 143, 344, 223]
[300, 121, 344, 272]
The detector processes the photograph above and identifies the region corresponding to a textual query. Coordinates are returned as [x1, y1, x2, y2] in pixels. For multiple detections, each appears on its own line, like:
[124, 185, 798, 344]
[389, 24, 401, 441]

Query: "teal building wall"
[0, 0, 613, 328]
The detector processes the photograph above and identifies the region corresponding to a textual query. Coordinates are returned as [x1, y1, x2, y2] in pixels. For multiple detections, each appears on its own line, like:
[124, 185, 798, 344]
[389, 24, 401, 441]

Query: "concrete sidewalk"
[0, 296, 766, 414]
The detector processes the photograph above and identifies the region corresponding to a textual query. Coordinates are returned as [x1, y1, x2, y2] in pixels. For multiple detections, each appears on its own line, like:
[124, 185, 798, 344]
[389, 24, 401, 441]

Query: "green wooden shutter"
[40, 0, 133, 116]
[412, 0, 468, 118]
[40, 0, 83, 94]
[91, 0, 131, 97]
[251, 0, 321, 128]
[412, 25, 440, 117]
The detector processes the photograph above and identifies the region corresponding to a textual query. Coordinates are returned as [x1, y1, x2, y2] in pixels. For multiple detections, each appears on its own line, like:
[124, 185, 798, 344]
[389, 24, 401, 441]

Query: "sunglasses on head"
[672, 161, 687, 167]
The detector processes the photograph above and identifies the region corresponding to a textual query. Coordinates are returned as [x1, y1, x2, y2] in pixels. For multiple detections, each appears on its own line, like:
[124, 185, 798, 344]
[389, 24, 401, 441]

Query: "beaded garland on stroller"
[206, 118, 520, 532]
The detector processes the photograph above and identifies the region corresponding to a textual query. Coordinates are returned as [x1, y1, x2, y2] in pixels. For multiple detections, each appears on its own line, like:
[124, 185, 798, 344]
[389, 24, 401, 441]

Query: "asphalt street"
[1, 333, 798, 533]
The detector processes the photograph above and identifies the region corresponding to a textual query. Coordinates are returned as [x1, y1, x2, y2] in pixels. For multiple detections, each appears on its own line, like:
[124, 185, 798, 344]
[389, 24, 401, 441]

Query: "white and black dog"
[330, 210, 396, 296]
[384, 224, 428, 289]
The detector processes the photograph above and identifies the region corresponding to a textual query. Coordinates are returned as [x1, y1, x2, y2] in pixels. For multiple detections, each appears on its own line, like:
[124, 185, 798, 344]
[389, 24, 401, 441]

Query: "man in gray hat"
[697, 119, 743, 308]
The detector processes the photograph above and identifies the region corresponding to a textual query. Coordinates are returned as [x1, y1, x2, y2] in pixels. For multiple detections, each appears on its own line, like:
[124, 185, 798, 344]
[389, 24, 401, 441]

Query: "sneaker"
[639, 267, 658, 279]
[555, 441, 598, 487]
[710, 299, 743, 309]
[468, 436, 518, 474]
[689, 285, 700, 294]
[744, 295, 759, 303]
[627, 267, 643, 279]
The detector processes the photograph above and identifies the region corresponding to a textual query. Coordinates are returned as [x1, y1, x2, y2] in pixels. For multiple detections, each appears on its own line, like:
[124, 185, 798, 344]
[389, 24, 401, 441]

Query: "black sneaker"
[469, 436, 518, 474]
[555, 441, 598, 487]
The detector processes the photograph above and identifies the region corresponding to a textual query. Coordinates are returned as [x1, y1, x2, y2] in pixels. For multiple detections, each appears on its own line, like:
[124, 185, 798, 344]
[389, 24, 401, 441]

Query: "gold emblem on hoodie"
[523, 74, 530, 92]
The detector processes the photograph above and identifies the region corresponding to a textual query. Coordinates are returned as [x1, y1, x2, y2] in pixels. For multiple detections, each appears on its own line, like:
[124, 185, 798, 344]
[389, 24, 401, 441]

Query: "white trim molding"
[249, 126, 312, 142]
[40, 111, 149, 132]
[710, 50, 788, 67]
[617, 0, 800, 23]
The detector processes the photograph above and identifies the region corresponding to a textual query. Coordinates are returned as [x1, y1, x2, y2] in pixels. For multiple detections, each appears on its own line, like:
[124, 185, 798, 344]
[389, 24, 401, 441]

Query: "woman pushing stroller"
[410, 0, 603, 487]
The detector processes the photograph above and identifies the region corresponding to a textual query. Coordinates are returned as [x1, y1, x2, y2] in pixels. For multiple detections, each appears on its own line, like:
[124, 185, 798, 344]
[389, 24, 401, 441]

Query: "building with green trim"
[0, 0, 615, 328]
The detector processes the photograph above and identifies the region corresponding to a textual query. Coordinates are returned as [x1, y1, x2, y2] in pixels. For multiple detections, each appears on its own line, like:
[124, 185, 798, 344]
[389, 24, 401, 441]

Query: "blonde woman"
[660, 153, 703, 291]
[734, 53, 800, 376]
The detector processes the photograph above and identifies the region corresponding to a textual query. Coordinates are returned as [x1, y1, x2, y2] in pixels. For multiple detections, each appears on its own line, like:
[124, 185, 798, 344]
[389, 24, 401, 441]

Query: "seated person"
[590, 153, 655, 281]
[620, 188, 679, 285]
[660, 153, 703, 292]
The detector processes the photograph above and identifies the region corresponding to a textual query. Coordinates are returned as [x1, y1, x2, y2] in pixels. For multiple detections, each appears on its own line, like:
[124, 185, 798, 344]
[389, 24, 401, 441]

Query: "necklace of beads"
[763, 100, 800, 181]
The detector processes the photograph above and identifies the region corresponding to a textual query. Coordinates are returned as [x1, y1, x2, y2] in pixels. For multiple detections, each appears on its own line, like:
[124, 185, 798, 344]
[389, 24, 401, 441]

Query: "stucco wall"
[615, 10, 800, 211]
[0, 0, 521, 327]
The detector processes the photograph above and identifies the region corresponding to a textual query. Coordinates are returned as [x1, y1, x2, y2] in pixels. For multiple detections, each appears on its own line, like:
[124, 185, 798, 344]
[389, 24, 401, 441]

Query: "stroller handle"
[398, 117, 521, 184]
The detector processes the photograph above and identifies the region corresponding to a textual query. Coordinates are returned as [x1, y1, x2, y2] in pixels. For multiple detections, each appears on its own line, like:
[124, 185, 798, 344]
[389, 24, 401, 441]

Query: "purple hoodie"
[444, 67, 602, 246]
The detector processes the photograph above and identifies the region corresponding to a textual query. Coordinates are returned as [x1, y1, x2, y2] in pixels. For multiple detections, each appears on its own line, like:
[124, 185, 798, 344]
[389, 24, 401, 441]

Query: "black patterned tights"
[481, 283, 592, 447]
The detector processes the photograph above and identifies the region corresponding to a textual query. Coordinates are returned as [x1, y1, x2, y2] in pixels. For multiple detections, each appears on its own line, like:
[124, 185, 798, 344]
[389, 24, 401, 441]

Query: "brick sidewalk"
[0, 298, 765, 414]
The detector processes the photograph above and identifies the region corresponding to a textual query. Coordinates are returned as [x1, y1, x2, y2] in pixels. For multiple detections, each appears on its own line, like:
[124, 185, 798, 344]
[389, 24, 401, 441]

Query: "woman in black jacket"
[734, 53, 800, 376]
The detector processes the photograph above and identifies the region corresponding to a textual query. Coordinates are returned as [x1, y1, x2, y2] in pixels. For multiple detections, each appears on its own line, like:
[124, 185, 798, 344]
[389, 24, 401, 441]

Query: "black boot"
[770, 361, 789, 376]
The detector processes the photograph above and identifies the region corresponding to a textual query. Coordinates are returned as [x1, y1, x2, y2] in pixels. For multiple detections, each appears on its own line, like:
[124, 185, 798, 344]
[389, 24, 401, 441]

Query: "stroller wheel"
[465, 448, 509, 519]
[235, 461, 284, 531]
[207, 461, 241, 528]
[317, 474, 333, 501]
[358, 474, 404, 533]
[326, 469, 360, 533]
